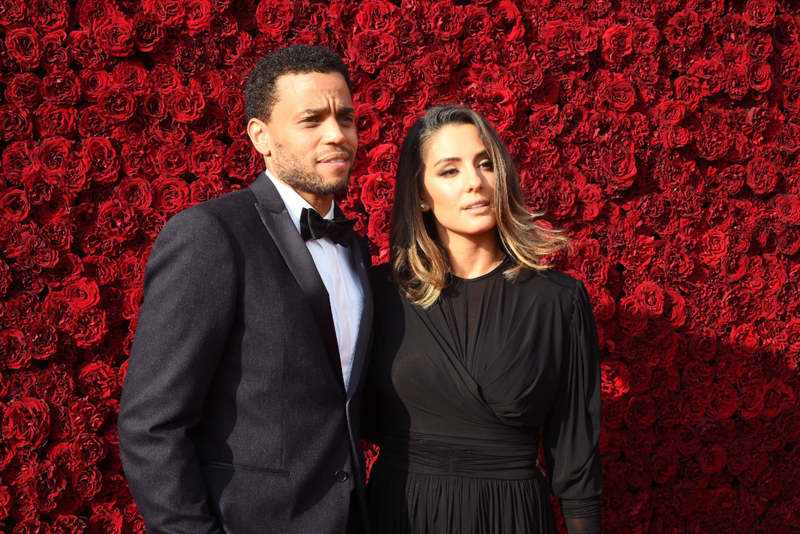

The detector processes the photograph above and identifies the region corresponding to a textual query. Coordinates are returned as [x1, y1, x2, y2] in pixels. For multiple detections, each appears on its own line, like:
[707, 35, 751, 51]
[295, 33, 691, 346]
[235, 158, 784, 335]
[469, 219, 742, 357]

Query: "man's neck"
[266, 167, 334, 215]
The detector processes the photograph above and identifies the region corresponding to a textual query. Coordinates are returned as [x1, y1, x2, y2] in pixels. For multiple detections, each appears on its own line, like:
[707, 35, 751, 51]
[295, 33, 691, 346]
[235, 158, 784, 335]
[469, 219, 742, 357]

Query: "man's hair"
[245, 45, 352, 123]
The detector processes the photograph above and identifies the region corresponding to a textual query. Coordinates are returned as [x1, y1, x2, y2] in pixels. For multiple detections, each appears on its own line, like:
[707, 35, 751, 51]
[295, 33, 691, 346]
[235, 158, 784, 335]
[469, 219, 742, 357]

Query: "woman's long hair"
[390, 104, 570, 308]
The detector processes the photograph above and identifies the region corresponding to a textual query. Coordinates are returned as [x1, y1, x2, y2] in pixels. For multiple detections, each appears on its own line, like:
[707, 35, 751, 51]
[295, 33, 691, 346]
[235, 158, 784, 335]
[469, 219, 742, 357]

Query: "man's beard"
[272, 145, 353, 196]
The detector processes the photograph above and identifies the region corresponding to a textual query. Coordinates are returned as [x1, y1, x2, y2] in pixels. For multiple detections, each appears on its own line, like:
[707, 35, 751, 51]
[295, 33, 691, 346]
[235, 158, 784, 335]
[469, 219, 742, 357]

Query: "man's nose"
[322, 118, 347, 144]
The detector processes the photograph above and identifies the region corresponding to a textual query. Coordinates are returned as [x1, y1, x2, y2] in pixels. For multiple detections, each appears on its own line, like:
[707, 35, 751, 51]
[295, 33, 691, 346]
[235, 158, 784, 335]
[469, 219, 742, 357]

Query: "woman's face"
[420, 123, 497, 245]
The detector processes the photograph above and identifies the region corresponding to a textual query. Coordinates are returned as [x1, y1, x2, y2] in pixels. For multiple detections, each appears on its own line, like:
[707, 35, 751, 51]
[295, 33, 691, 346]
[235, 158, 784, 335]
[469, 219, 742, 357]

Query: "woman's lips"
[462, 201, 491, 214]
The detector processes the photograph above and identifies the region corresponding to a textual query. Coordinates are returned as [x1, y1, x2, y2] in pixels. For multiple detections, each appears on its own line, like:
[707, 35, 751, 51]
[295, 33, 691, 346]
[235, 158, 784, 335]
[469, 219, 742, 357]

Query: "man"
[119, 46, 373, 534]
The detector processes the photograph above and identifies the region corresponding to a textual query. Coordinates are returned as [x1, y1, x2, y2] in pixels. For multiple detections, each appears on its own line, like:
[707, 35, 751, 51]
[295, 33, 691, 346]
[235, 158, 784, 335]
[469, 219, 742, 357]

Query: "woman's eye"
[479, 160, 494, 170]
[440, 168, 458, 177]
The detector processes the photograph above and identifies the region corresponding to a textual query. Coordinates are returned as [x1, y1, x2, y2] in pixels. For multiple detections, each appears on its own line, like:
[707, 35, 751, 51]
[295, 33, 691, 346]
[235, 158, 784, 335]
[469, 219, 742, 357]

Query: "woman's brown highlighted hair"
[390, 104, 570, 308]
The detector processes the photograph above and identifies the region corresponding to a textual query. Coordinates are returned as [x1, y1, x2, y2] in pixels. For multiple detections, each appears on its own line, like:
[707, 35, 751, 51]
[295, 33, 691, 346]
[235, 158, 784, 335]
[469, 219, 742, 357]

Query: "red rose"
[0, 329, 30, 369]
[66, 307, 108, 349]
[632, 281, 664, 318]
[601, 24, 633, 64]
[355, 0, 400, 32]
[347, 30, 398, 74]
[624, 395, 656, 430]
[662, 289, 686, 328]
[0, 0, 25, 26]
[169, 86, 206, 123]
[762, 379, 795, 418]
[491, 0, 523, 40]
[600, 141, 637, 189]
[622, 428, 656, 464]
[255, 0, 292, 39]
[71, 465, 102, 501]
[0, 105, 34, 141]
[73, 432, 108, 465]
[749, 61, 772, 92]
[53, 515, 87, 534]
[355, 103, 380, 148]
[27, 321, 58, 360]
[706, 488, 738, 524]
[77, 361, 118, 400]
[429, 1, 464, 41]
[666, 11, 703, 48]
[190, 176, 227, 204]
[5, 27, 42, 70]
[542, 21, 574, 59]
[69, 398, 109, 434]
[748, 105, 784, 141]
[97, 86, 137, 123]
[40, 29, 70, 72]
[184, 0, 213, 35]
[69, 30, 109, 69]
[133, 11, 165, 52]
[87, 505, 124, 534]
[42, 69, 80, 105]
[189, 138, 225, 179]
[143, 0, 185, 26]
[744, 0, 776, 29]
[367, 208, 390, 263]
[730, 323, 760, 355]
[706, 384, 739, 419]
[633, 21, 659, 55]
[0, 188, 31, 222]
[620, 235, 654, 272]
[6, 73, 43, 108]
[3, 398, 50, 448]
[35, 103, 78, 138]
[688, 59, 725, 96]
[651, 448, 680, 484]
[151, 176, 190, 215]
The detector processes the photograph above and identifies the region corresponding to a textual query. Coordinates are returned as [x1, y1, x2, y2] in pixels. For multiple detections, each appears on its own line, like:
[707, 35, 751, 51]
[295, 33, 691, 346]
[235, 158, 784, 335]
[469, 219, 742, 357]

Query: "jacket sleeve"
[119, 206, 237, 534]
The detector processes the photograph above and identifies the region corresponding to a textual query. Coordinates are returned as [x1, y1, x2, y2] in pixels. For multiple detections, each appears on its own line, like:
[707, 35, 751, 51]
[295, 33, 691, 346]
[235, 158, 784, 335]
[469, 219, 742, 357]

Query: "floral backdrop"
[1, 0, 799, 532]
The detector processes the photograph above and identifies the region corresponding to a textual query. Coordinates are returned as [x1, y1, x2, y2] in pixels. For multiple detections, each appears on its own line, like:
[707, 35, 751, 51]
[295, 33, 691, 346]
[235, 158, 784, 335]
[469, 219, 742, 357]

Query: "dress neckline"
[449, 258, 509, 283]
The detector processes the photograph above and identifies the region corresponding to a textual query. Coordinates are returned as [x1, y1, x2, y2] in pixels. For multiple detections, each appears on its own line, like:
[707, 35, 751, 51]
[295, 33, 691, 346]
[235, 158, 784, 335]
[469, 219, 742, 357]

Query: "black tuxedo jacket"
[119, 173, 373, 534]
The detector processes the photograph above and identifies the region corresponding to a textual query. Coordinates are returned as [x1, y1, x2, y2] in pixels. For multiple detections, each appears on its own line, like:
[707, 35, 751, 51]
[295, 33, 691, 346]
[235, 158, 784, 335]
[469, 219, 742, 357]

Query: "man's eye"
[339, 115, 355, 124]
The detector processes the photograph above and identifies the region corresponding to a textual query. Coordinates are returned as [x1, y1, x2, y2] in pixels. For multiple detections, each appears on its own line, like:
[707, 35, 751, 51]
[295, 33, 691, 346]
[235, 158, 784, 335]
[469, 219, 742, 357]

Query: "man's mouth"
[317, 152, 351, 167]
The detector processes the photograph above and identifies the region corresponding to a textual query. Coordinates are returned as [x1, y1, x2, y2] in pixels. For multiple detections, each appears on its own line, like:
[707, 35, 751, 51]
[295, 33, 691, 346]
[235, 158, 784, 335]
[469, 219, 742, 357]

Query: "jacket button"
[335, 470, 349, 483]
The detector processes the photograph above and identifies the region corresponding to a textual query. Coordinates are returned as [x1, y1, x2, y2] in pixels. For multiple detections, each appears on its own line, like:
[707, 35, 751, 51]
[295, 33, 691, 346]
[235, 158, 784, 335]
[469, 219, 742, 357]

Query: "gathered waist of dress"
[376, 433, 542, 480]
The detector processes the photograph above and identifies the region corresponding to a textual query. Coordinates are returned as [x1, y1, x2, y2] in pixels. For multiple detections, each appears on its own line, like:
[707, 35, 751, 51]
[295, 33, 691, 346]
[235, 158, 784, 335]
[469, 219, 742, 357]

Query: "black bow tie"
[299, 207, 357, 247]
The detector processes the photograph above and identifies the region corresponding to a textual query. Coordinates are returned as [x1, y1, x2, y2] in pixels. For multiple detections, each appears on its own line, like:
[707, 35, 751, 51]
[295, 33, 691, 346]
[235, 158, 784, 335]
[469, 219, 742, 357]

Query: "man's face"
[261, 72, 357, 196]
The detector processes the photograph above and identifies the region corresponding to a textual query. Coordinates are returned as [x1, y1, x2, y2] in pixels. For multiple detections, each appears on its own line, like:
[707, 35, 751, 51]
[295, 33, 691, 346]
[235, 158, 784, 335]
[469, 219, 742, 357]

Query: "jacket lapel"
[346, 235, 373, 400]
[249, 174, 346, 395]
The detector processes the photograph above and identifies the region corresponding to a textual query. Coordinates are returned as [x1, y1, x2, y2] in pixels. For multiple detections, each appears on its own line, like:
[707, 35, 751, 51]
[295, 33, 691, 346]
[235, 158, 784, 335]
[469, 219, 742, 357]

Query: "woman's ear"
[247, 118, 271, 157]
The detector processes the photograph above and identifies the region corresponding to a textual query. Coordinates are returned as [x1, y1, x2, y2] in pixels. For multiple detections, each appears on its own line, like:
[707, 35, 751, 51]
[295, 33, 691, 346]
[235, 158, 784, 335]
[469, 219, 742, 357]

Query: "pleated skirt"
[366, 460, 558, 534]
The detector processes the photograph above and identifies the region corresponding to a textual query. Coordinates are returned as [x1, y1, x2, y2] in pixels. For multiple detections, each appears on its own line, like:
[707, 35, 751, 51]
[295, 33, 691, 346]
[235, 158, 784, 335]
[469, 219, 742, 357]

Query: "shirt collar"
[266, 169, 335, 234]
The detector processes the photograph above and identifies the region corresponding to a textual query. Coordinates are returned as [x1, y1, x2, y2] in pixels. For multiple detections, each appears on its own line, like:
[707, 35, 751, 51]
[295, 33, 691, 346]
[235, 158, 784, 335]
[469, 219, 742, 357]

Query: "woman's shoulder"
[515, 268, 588, 314]
[517, 267, 582, 294]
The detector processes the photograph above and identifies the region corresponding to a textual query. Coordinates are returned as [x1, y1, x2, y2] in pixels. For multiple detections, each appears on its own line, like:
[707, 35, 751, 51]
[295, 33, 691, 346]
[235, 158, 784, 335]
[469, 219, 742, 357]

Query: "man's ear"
[247, 118, 272, 157]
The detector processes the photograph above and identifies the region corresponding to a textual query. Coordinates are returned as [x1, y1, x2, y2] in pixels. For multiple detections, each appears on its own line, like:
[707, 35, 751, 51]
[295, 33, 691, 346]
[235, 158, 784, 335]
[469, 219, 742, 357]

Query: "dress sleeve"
[542, 279, 603, 530]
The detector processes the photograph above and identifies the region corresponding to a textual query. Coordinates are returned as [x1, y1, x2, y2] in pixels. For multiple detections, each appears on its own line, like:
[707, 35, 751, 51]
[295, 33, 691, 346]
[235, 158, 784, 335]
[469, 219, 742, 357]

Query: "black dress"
[364, 261, 602, 534]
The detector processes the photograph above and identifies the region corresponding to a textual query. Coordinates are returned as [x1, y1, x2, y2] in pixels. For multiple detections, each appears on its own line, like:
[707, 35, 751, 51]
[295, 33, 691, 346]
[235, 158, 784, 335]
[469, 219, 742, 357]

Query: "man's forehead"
[274, 72, 352, 109]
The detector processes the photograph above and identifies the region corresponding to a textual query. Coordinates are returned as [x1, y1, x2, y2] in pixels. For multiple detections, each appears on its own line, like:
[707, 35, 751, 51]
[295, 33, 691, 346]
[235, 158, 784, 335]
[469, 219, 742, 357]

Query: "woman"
[363, 105, 602, 534]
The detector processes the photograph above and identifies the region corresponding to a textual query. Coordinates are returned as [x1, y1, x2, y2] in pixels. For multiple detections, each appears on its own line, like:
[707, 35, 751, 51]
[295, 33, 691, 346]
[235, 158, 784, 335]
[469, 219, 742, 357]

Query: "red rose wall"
[1, 0, 799, 532]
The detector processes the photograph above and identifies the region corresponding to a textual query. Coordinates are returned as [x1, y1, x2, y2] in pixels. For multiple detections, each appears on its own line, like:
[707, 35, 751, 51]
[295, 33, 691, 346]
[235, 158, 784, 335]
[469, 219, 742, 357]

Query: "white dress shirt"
[267, 171, 364, 392]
